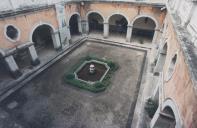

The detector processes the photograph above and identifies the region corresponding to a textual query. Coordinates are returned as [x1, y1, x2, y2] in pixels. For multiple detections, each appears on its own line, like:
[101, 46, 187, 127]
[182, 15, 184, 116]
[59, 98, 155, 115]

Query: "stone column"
[152, 29, 160, 44]
[51, 31, 61, 50]
[4, 55, 22, 78]
[81, 20, 88, 34]
[67, 26, 71, 40]
[59, 26, 70, 48]
[64, 26, 70, 48]
[154, 52, 166, 74]
[78, 19, 82, 33]
[103, 22, 109, 38]
[126, 25, 133, 42]
[28, 45, 40, 66]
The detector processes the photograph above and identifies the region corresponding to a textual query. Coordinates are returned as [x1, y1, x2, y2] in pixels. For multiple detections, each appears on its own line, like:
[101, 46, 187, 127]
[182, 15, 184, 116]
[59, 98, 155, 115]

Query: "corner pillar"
[126, 25, 133, 42]
[78, 19, 82, 33]
[51, 31, 61, 50]
[103, 22, 109, 38]
[152, 29, 160, 44]
[28, 45, 40, 66]
[59, 26, 70, 48]
[81, 20, 88, 34]
[154, 52, 166, 74]
[5, 55, 22, 78]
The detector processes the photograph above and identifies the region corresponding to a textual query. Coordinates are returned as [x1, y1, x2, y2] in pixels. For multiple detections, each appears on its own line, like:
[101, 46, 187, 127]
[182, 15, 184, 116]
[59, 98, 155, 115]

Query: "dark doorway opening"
[109, 14, 128, 36]
[88, 13, 104, 33]
[69, 14, 80, 36]
[32, 24, 55, 58]
[132, 17, 156, 43]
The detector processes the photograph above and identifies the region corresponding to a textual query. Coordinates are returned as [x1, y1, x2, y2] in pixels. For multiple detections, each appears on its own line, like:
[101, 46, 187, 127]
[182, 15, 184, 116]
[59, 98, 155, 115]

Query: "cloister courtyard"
[0, 41, 146, 128]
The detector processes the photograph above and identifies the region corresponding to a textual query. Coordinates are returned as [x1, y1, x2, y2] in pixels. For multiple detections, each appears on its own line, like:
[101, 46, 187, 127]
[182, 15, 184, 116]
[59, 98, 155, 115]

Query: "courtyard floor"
[0, 41, 146, 128]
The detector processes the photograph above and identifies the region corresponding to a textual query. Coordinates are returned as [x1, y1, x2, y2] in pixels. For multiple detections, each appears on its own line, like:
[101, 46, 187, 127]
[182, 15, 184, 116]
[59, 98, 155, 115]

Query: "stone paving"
[0, 41, 146, 128]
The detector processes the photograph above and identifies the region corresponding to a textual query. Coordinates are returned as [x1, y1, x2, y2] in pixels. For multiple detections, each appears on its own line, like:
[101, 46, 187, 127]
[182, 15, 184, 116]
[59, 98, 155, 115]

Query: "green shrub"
[95, 82, 104, 88]
[145, 98, 158, 118]
[64, 56, 118, 93]
[108, 61, 115, 68]
[85, 55, 92, 61]
[66, 74, 75, 80]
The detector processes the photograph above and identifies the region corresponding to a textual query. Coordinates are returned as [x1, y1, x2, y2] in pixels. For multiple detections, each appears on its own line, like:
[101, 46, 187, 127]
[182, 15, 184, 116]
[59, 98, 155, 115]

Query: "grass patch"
[64, 55, 119, 93]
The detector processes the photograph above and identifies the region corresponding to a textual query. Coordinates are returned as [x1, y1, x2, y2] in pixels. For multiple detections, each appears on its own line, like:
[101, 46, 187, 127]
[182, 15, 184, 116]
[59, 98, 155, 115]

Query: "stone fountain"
[89, 64, 95, 74]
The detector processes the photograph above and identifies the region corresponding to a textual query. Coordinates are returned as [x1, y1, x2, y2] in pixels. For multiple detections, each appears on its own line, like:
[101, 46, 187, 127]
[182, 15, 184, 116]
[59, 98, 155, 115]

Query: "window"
[5, 25, 20, 42]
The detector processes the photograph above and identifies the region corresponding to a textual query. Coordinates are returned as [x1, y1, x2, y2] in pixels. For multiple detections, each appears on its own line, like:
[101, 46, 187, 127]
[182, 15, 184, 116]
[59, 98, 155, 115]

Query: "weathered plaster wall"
[82, 2, 165, 27]
[0, 0, 63, 11]
[0, 7, 58, 49]
[162, 13, 197, 128]
[65, 3, 80, 25]
[0, 2, 166, 50]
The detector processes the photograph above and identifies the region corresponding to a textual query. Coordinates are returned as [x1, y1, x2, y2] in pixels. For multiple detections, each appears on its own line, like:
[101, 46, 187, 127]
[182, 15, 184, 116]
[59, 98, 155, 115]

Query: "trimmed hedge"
[64, 55, 119, 93]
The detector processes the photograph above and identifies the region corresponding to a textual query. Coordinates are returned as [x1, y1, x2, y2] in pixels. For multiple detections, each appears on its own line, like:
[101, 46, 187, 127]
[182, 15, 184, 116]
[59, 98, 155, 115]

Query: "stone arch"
[106, 13, 129, 24]
[162, 98, 183, 128]
[131, 14, 159, 29]
[68, 12, 82, 35]
[86, 11, 105, 22]
[30, 22, 60, 58]
[30, 22, 56, 43]
[29, 22, 60, 49]
[86, 11, 104, 33]
[107, 13, 129, 37]
[67, 12, 81, 25]
[130, 14, 159, 43]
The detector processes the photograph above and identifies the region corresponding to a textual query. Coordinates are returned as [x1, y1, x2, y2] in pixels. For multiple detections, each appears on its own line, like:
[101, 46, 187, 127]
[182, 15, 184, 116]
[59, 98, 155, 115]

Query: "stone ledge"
[0, 0, 165, 19]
